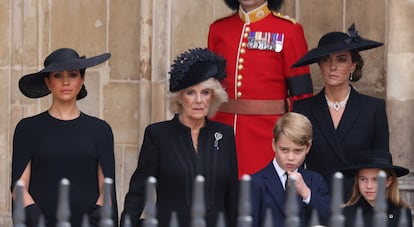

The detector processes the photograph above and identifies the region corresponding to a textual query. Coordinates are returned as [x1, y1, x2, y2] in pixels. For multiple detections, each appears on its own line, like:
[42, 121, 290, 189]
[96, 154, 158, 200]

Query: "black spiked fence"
[12, 172, 412, 227]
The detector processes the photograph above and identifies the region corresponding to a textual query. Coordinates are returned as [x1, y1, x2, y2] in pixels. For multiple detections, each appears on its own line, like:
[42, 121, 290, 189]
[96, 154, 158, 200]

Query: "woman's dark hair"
[350, 50, 364, 82]
[80, 68, 86, 77]
[224, 0, 284, 11]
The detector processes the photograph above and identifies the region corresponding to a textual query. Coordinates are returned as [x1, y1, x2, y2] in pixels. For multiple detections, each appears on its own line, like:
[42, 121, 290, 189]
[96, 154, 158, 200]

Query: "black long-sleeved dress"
[11, 111, 118, 227]
[121, 115, 239, 227]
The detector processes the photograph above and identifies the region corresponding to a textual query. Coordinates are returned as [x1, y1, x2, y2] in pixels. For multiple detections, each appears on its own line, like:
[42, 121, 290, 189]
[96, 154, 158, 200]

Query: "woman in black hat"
[10, 48, 117, 227]
[341, 150, 412, 227]
[292, 23, 390, 198]
[120, 48, 238, 227]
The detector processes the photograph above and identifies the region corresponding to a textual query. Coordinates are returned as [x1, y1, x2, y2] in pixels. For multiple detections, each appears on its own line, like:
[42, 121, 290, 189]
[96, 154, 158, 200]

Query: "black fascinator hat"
[292, 23, 383, 67]
[341, 150, 409, 178]
[169, 48, 226, 92]
[19, 48, 111, 100]
[224, 0, 283, 11]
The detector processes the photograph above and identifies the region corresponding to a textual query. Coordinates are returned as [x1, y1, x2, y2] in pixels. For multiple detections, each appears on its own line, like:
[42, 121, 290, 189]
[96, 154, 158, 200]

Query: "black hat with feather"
[169, 48, 226, 92]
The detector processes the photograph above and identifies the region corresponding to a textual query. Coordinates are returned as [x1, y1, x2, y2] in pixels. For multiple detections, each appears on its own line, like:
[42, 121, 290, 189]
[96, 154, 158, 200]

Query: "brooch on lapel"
[214, 132, 223, 151]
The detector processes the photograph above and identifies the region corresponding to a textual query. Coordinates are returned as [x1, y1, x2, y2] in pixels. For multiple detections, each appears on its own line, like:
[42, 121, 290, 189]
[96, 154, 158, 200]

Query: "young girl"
[342, 150, 412, 227]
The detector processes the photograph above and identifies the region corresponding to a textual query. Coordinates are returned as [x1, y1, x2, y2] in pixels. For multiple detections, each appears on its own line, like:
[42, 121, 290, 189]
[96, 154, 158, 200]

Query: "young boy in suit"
[250, 112, 330, 227]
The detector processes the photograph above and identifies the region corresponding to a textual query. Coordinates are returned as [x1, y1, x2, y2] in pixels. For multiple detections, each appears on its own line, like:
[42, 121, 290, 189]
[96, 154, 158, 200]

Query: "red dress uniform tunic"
[208, 4, 312, 177]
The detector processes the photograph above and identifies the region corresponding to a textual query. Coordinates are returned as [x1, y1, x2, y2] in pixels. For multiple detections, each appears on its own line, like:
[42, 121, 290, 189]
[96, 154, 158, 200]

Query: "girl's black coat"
[343, 198, 413, 227]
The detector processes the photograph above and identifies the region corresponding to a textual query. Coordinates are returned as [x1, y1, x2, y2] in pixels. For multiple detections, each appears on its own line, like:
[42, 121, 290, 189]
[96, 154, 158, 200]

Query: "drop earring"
[349, 72, 354, 81]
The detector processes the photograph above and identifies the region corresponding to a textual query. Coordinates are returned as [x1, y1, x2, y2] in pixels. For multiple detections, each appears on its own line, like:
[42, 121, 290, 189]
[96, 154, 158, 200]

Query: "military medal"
[247, 31, 284, 52]
[247, 32, 255, 49]
[274, 33, 284, 52]
[255, 31, 262, 49]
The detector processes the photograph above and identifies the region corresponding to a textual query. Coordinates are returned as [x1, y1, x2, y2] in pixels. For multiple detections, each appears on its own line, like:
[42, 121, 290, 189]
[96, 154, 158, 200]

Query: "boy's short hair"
[273, 112, 312, 147]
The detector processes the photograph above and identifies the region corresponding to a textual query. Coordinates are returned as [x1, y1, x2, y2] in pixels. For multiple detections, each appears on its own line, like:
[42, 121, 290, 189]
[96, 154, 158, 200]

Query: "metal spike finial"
[191, 175, 206, 227]
[285, 174, 300, 227]
[13, 180, 26, 227]
[374, 170, 387, 227]
[38, 215, 46, 227]
[216, 212, 226, 227]
[81, 214, 91, 227]
[144, 176, 158, 227]
[329, 172, 345, 227]
[238, 174, 252, 227]
[100, 177, 114, 227]
[397, 208, 409, 227]
[263, 208, 273, 227]
[309, 209, 322, 227]
[122, 214, 132, 227]
[169, 211, 179, 227]
[354, 207, 363, 227]
[56, 178, 71, 227]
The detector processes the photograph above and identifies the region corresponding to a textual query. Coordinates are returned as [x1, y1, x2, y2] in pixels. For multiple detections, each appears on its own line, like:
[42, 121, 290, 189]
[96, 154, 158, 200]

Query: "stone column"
[151, 0, 171, 122]
[386, 0, 414, 214]
[138, 0, 153, 128]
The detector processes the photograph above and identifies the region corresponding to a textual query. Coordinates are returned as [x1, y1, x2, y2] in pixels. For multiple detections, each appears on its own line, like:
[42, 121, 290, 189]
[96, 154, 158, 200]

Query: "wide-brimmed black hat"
[19, 48, 111, 100]
[169, 48, 226, 92]
[341, 150, 409, 177]
[292, 23, 383, 68]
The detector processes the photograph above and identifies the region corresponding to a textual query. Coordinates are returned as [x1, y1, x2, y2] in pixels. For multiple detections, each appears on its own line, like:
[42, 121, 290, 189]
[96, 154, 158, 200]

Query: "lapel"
[198, 122, 219, 209]
[336, 87, 362, 141]
[262, 163, 286, 211]
[310, 90, 351, 166]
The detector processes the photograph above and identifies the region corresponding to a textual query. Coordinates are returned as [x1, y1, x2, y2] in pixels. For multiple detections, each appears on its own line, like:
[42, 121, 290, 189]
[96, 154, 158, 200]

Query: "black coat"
[343, 198, 413, 227]
[121, 115, 239, 227]
[293, 87, 389, 197]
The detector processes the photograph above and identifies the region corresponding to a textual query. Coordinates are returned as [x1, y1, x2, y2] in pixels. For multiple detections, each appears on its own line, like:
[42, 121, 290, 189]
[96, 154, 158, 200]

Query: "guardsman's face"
[239, 0, 267, 12]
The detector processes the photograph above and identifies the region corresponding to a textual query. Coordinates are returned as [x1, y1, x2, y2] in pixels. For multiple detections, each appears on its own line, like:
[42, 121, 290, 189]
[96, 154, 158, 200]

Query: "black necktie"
[284, 172, 288, 191]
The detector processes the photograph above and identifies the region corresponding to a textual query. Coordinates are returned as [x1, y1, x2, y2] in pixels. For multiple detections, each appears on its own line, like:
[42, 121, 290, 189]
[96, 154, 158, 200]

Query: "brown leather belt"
[219, 99, 287, 115]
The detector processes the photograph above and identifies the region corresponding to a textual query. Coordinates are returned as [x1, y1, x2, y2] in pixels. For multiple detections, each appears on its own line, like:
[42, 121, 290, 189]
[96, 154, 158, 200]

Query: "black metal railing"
[12, 171, 412, 227]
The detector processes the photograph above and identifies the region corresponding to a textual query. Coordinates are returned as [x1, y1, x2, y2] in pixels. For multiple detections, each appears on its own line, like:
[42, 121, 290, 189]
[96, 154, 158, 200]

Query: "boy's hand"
[287, 171, 311, 200]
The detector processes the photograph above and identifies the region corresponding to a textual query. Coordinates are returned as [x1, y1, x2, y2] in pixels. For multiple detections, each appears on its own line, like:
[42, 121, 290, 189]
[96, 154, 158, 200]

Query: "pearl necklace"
[325, 90, 351, 112]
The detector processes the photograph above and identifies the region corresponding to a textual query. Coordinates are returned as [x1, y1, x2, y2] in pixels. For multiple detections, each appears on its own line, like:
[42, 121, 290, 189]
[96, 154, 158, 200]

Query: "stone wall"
[0, 0, 413, 225]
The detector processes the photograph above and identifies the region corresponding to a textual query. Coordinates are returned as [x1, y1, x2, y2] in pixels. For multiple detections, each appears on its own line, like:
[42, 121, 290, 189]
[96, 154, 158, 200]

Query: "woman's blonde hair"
[167, 78, 228, 117]
[344, 169, 410, 208]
